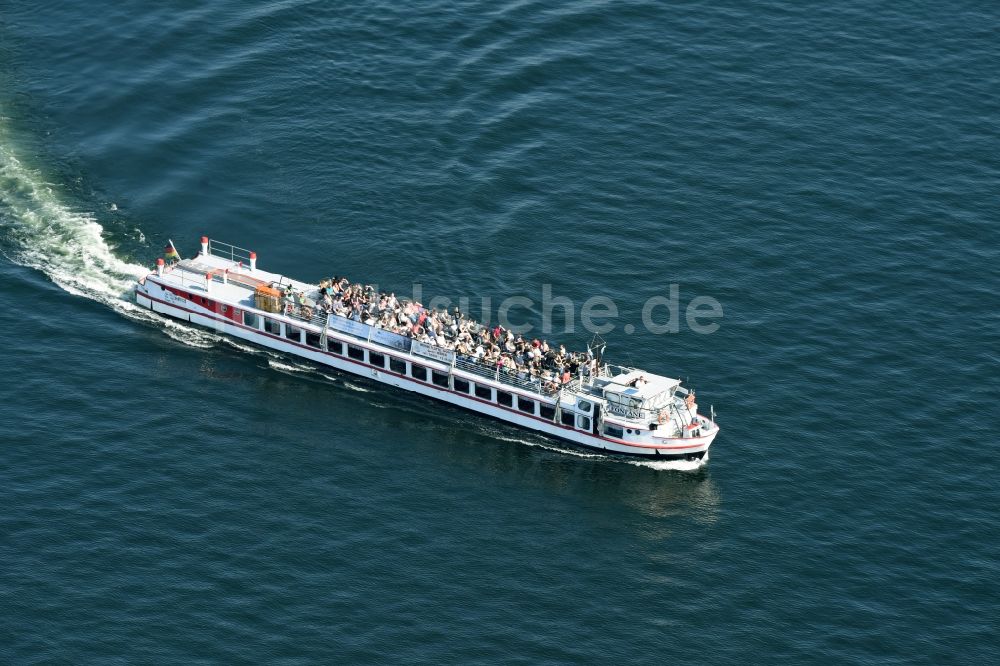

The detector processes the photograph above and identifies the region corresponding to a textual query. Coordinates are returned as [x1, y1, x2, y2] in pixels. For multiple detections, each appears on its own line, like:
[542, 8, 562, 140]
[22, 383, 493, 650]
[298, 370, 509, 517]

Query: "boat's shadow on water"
[137, 322, 722, 524]
[433, 432, 722, 524]
[255, 349, 723, 523]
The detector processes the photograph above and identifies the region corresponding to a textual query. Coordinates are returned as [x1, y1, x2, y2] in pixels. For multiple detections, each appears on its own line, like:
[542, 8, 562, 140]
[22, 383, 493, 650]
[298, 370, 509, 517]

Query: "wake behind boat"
[135, 238, 719, 459]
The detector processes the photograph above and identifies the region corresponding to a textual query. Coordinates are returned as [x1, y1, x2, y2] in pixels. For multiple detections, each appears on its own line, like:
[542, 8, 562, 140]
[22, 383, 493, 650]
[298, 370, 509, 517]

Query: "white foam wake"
[626, 455, 708, 472]
[0, 126, 232, 354]
[0, 136, 149, 310]
[267, 358, 317, 374]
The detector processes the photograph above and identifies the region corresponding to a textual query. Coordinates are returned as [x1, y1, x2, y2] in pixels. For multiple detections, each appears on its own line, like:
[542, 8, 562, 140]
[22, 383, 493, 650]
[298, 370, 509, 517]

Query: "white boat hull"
[135, 283, 717, 460]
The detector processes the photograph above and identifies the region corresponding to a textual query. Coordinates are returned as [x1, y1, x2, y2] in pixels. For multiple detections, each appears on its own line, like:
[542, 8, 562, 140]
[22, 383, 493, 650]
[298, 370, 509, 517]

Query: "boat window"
[264, 318, 281, 335]
[221, 304, 228, 314]
[243, 311, 258, 328]
[474, 384, 492, 400]
[603, 424, 624, 438]
[454, 378, 470, 394]
[347, 345, 365, 361]
[329, 340, 344, 355]
[305, 331, 322, 348]
[560, 410, 576, 427]
[497, 391, 513, 407]
[411, 364, 428, 381]
[368, 351, 384, 368]
[517, 396, 535, 414]
[285, 324, 302, 342]
[577, 415, 591, 431]
[629, 398, 642, 410]
[389, 357, 407, 374]
[432, 370, 449, 388]
[577, 399, 592, 412]
[540, 404, 556, 420]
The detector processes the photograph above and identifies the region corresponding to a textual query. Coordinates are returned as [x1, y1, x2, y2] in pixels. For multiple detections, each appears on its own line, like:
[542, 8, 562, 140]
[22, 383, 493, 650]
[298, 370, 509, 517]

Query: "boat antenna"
[588, 333, 607, 367]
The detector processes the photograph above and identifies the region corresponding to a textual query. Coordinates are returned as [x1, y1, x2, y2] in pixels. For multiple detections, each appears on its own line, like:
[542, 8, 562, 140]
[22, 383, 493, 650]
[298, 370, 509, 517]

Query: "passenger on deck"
[542, 370, 558, 393]
[308, 270, 607, 393]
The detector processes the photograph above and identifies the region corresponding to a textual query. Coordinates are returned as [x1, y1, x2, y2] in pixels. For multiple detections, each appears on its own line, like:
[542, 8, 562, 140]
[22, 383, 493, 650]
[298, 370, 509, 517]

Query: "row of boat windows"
[335, 337, 593, 427]
[239, 310, 595, 429]
[243, 311, 323, 348]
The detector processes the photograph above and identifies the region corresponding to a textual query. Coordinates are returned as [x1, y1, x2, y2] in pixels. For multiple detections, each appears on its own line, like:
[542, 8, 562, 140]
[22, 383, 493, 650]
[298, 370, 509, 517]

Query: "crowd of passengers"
[280, 277, 598, 393]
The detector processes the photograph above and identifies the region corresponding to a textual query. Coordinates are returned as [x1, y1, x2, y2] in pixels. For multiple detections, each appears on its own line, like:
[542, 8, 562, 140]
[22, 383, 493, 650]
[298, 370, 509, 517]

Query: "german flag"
[164, 240, 180, 263]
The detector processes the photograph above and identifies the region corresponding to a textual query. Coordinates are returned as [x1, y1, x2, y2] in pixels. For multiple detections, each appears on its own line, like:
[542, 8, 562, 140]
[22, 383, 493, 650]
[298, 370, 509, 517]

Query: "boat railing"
[453, 357, 578, 398]
[209, 239, 255, 266]
[283, 302, 329, 329]
[602, 363, 637, 378]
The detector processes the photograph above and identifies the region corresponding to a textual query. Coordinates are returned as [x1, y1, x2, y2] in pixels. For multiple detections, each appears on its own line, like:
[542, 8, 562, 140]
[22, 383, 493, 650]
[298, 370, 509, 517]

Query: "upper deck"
[147, 239, 683, 414]
[156, 244, 325, 323]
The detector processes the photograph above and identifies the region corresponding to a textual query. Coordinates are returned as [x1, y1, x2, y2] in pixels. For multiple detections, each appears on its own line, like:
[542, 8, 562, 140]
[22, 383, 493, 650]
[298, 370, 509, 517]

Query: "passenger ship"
[135, 238, 720, 460]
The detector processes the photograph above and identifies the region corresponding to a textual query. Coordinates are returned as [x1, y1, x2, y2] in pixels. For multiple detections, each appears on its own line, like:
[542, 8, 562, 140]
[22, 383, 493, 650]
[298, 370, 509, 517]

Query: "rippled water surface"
[1, 1, 998, 663]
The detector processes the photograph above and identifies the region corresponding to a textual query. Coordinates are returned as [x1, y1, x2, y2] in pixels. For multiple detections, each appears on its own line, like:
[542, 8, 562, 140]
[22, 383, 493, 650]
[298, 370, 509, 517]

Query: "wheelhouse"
[599, 370, 679, 424]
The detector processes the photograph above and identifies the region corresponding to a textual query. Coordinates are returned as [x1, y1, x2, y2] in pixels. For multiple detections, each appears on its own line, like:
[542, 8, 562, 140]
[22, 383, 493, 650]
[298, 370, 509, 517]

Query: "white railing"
[453, 356, 571, 397]
[209, 239, 254, 265]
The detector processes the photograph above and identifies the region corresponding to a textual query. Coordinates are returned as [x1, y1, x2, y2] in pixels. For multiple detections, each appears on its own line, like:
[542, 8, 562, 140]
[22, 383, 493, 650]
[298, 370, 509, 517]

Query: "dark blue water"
[2, 1, 998, 662]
